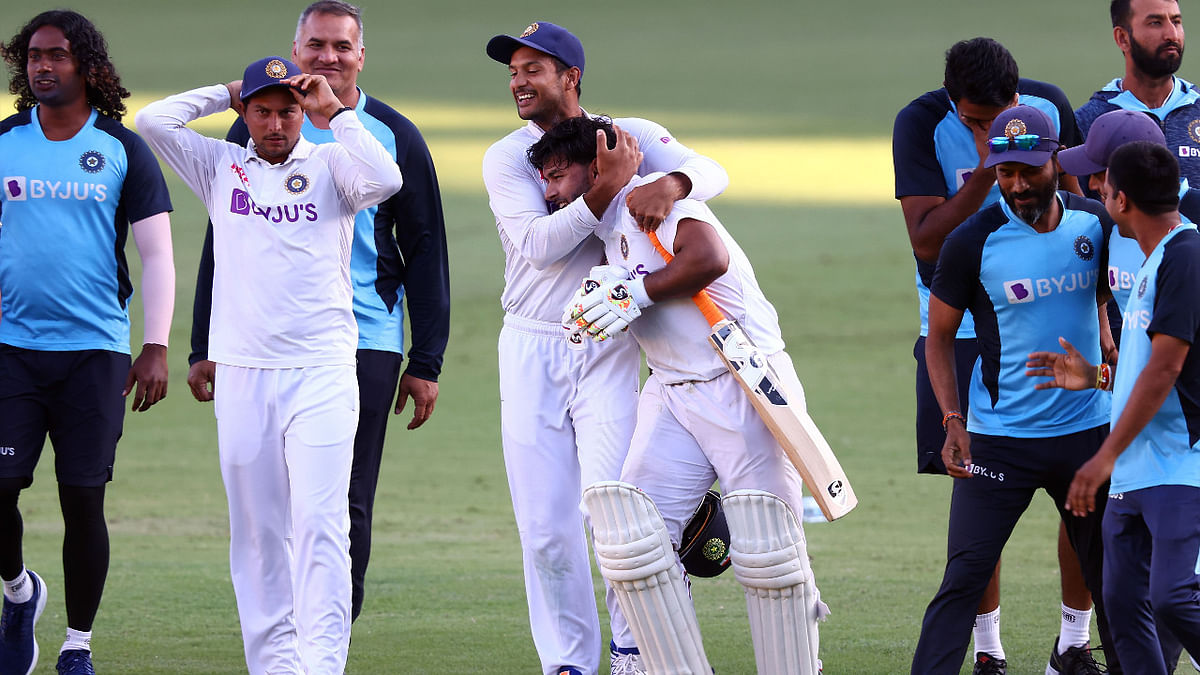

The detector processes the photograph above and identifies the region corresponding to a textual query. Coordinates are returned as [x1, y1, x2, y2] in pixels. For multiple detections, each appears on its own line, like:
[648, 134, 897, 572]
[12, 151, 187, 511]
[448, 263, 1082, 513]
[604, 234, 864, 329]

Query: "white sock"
[61, 628, 91, 653]
[2, 568, 32, 604]
[1058, 603, 1092, 652]
[973, 607, 1004, 659]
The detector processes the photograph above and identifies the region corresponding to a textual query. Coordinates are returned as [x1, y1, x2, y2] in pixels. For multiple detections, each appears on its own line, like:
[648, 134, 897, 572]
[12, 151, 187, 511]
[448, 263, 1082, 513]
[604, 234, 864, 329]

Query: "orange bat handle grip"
[646, 231, 727, 328]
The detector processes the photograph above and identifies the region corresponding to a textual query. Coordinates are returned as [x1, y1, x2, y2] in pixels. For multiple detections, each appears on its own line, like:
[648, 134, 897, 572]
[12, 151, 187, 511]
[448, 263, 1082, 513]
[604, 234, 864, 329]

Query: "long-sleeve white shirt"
[482, 115, 728, 322]
[137, 84, 402, 368]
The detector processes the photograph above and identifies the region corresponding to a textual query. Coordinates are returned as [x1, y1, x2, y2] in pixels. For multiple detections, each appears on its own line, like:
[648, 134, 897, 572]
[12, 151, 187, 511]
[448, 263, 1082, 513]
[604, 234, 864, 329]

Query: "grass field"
[0, 1, 1183, 673]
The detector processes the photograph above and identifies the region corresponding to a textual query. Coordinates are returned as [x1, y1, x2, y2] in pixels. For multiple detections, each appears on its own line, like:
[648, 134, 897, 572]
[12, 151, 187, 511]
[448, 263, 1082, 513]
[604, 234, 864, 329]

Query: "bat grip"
[646, 231, 727, 327]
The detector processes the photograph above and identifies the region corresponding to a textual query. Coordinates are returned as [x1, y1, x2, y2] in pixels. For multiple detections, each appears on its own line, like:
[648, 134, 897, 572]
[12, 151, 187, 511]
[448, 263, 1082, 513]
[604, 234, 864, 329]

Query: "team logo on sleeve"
[620, 234, 629, 260]
[265, 59, 289, 78]
[1003, 279, 1035, 304]
[1073, 235, 1095, 261]
[284, 173, 310, 195]
[78, 150, 105, 174]
[1138, 277, 1148, 299]
[520, 23, 539, 37]
[4, 177, 25, 200]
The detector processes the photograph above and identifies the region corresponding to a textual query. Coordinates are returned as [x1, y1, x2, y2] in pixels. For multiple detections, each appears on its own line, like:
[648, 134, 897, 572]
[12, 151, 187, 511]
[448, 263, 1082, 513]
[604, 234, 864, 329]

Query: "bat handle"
[646, 231, 727, 328]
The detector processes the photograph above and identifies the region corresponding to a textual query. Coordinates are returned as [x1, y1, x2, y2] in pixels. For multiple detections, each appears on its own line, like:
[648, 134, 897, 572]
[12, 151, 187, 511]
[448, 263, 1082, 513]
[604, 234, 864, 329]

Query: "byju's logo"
[231, 188, 251, 215]
[1004, 279, 1035, 304]
[4, 177, 24, 200]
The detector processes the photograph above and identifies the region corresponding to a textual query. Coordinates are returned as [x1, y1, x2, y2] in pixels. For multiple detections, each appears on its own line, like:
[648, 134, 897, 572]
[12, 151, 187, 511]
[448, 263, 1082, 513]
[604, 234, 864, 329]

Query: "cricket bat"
[647, 232, 857, 521]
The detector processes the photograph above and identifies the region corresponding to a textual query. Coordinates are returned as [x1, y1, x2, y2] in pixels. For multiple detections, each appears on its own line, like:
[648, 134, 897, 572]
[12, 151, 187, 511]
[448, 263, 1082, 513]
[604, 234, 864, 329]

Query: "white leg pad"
[723, 489, 825, 675]
[583, 481, 712, 675]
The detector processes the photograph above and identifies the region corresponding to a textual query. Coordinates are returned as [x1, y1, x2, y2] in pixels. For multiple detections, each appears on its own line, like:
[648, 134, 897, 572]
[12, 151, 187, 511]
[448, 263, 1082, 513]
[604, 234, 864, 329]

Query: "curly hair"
[1, 10, 130, 120]
[527, 114, 615, 172]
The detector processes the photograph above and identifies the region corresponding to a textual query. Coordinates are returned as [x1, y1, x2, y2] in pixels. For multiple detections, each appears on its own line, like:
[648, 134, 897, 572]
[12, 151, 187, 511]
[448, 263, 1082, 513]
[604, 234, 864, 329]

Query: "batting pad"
[723, 489, 826, 675]
[583, 481, 712, 675]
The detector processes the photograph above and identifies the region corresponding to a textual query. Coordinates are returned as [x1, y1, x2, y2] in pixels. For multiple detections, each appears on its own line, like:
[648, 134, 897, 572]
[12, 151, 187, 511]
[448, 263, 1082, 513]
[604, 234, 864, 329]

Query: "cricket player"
[531, 114, 826, 675]
[1077, 1, 1200, 187]
[482, 20, 728, 675]
[137, 57, 402, 674]
[912, 105, 1122, 675]
[892, 37, 1089, 673]
[1029, 141, 1200, 675]
[185, 0, 450, 623]
[0, 11, 174, 675]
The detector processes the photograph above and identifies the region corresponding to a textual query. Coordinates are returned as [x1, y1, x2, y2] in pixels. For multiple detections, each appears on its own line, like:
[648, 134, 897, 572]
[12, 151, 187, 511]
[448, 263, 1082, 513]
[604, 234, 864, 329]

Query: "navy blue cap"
[487, 21, 585, 75]
[240, 56, 301, 102]
[1058, 109, 1166, 177]
[983, 105, 1060, 168]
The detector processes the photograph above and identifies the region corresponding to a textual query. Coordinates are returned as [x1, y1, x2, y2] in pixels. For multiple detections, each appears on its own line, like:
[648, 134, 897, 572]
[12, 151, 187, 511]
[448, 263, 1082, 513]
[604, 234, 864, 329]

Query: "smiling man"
[138, 56, 402, 674]
[482, 19, 730, 675]
[185, 0, 449, 626]
[0, 10, 175, 675]
[1077, 0, 1200, 185]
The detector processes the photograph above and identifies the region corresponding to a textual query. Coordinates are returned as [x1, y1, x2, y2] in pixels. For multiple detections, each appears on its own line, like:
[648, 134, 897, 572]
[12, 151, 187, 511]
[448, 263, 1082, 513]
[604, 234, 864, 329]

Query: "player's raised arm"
[135, 84, 234, 207]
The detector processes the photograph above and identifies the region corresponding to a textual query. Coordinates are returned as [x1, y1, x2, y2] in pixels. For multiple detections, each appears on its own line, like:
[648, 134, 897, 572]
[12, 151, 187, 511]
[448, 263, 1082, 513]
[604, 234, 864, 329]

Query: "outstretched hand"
[1026, 337, 1096, 391]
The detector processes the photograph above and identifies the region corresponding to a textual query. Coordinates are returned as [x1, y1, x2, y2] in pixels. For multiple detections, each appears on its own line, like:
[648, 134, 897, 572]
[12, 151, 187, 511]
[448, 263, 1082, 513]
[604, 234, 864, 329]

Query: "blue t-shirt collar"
[1103, 76, 1199, 118]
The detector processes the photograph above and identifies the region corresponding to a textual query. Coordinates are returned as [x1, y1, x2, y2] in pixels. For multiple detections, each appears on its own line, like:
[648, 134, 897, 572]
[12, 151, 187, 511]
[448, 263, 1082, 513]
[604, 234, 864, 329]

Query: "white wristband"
[625, 277, 653, 308]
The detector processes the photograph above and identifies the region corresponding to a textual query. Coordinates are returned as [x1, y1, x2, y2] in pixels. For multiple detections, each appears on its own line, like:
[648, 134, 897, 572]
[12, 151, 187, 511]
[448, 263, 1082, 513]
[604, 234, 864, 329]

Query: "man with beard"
[1077, 1, 1200, 186]
[911, 105, 1123, 675]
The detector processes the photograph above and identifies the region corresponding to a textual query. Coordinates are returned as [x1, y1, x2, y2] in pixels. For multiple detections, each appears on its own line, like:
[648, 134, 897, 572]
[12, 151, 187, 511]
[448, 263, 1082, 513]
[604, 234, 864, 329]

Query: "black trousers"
[911, 425, 1123, 674]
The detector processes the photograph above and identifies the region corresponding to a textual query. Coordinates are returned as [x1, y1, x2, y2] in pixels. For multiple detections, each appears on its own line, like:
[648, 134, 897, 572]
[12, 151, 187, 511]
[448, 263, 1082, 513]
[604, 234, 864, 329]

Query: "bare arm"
[642, 218, 729, 302]
[1066, 333, 1190, 515]
[927, 295, 971, 477]
[901, 167, 996, 263]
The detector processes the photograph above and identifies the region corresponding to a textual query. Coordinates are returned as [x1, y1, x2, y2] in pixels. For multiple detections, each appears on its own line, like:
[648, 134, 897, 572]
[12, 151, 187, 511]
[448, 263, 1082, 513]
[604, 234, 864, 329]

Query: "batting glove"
[578, 277, 651, 342]
[562, 265, 629, 338]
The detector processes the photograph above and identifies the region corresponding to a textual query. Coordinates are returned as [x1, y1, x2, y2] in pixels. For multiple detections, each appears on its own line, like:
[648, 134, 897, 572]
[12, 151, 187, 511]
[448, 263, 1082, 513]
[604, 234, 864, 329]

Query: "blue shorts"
[914, 336, 980, 475]
[0, 345, 129, 487]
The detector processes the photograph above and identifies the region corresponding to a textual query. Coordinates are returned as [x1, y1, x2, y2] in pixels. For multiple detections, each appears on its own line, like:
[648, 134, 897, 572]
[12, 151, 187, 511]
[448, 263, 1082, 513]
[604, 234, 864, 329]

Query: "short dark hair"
[943, 37, 1019, 106]
[1108, 141, 1180, 215]
[527, 114, 615, 172]
[1111, 0, 1133, 28]
[297, 0, 364, 48]
[1, 10, 130, 120]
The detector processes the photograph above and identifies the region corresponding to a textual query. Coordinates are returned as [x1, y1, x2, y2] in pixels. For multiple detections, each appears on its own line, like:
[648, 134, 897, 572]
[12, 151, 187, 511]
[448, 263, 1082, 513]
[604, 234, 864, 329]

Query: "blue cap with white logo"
[240, 56, 301, 102]
[486, 22, 585, 76]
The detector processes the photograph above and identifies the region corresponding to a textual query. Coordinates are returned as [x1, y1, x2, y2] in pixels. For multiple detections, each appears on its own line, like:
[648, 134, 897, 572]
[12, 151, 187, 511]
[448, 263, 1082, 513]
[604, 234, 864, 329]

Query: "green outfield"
[0, 1, 1178, 673]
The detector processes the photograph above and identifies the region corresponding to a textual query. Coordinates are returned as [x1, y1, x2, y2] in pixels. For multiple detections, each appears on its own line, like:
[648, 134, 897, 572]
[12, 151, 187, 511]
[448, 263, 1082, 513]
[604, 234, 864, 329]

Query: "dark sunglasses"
[987, 134, 1058, 152]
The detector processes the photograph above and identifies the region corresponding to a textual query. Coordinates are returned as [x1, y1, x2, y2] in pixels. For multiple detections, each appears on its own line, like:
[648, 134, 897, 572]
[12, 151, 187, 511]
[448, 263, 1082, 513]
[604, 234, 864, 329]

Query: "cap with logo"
[240, 56, 301, 102]
[983, 105, 1060, 169]
[1058, 109, 1167, 177]
[486, 21, 585, 77]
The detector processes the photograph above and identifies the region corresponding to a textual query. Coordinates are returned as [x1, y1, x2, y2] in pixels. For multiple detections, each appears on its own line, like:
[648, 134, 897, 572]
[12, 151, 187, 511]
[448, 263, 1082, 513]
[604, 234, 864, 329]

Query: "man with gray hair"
[185, 0, 450, 625]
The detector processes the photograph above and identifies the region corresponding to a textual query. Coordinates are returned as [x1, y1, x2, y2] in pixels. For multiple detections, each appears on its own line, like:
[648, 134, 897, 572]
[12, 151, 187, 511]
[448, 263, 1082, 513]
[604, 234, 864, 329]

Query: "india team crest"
[620, 234, 629, 260]
[1004, 118, 1027, 138]
[1189, 119, 1200, 144]
[520, 23, 539, 37]
[285, 173, 309, 195]
[702, 537, 727, 561]
[265, 59, 289, 79]
[79, 150, 105, 174]
[1074, 235, 1095, 261]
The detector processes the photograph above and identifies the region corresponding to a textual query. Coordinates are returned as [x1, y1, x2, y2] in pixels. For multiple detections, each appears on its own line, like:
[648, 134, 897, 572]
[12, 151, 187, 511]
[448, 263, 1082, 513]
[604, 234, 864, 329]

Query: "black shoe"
[973, 652, 1007, 675]
[1047, 637, 1108, 674]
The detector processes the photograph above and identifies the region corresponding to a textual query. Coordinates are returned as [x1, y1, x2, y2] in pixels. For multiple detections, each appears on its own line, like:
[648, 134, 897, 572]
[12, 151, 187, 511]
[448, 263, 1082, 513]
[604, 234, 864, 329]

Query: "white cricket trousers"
[498, 314, 639, 675]
[622, 351, 808, 545]
[214, 363, 358, 675]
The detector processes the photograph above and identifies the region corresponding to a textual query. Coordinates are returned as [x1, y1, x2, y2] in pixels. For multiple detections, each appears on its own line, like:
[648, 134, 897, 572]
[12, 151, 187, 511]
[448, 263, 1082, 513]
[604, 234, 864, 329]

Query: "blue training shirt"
[0, 107, 171, 353]
[894, 78, 1081, 339]
[1111, 224, 1200, 493]
[932, 192, 1112, 437]
[1077, 77, 1200, 187]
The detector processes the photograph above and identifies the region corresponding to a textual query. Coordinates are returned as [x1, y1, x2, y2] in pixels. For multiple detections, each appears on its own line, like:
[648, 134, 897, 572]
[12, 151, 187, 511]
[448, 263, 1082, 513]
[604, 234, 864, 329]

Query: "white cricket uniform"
[598, 173, 808, 546]
[137, 85, 402, 675]
[482, 114, 727, 674]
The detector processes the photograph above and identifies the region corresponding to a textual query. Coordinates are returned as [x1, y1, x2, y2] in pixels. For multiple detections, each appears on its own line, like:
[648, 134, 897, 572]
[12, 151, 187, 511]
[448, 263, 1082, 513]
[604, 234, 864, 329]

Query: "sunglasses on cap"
[987, 134, 1059, 152]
